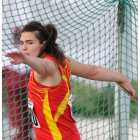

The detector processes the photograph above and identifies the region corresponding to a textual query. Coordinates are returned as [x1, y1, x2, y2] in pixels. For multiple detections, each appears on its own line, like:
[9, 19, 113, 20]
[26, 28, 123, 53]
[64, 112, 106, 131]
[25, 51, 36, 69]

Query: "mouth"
[25, 53, 30, 56]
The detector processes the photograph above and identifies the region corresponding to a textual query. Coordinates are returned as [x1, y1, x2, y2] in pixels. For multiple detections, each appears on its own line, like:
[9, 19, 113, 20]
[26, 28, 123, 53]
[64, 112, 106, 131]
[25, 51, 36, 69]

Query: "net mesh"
[2, 0, 138, 140]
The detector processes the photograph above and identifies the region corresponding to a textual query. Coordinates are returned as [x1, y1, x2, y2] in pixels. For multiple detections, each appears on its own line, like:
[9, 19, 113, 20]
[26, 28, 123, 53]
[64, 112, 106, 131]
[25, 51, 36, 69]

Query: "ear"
[42, 41, 46, 47]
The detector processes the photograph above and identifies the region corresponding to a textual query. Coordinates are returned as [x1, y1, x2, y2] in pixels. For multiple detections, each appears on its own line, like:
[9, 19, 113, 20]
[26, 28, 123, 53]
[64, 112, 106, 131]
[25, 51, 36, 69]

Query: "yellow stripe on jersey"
[31, 83, 47, 93]
[30, 89, 45, 101]
[54, 75, 70, 122]
[43, 90, 62, 140]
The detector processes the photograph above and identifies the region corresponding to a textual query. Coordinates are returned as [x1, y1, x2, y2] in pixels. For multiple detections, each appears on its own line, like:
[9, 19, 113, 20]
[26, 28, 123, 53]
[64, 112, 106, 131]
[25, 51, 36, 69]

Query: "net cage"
[2, 0, 138, 140]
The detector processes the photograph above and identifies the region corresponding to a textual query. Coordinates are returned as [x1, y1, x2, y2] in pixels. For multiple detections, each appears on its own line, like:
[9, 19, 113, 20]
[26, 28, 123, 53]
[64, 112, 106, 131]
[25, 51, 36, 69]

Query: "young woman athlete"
[5, 21, 137, 140]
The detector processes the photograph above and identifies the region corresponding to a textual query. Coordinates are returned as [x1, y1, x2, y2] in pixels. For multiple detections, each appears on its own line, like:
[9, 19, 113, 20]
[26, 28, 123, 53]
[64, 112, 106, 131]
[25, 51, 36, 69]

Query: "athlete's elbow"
[87, 65, 98, 80]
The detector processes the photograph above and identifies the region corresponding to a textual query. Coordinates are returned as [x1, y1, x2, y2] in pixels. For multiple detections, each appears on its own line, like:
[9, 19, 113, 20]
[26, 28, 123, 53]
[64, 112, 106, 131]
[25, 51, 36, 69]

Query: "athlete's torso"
[28, 55, 80, 140]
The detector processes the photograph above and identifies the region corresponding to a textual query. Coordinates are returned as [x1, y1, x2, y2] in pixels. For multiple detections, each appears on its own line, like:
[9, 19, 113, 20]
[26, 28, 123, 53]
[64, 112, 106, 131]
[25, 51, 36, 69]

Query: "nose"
[21, 43, 28, 51]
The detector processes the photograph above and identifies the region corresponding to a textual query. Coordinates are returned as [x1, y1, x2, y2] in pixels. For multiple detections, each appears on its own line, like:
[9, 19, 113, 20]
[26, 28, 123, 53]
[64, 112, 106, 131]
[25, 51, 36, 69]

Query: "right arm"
[5, 51, 56, 76]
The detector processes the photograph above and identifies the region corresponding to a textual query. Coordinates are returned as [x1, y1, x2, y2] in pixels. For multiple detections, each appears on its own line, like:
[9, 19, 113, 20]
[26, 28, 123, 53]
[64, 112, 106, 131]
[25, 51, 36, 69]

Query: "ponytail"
[39, 23, 65, 66]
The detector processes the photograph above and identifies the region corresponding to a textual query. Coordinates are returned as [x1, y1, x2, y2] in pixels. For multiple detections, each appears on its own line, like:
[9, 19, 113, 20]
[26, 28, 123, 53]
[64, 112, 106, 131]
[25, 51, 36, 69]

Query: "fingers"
[126, 84, 137, 101]
[5, 53, 14, 59]
[131, 90, 137, 101]
[5, 51, 21, 57]
[10, 60, 22, 65]
[10, 60, 17, 65]
[5, 51, 22, 60]
[131, 96, 136, 101]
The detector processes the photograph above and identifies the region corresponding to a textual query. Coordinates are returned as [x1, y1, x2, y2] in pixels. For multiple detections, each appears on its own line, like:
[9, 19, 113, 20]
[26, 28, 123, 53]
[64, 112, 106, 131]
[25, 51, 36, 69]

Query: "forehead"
[20, 32, 37, 41]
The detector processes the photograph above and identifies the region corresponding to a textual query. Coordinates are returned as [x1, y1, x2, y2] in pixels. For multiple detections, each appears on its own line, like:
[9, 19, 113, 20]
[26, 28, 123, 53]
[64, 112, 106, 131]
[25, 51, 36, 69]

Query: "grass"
[70, 79, 138, 119]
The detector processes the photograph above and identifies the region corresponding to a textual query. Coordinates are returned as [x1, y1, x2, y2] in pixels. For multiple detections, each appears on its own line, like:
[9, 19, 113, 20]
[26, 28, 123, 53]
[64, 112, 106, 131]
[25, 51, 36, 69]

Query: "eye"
[20, 42, 23, 45]
[28, 42, 33, 45]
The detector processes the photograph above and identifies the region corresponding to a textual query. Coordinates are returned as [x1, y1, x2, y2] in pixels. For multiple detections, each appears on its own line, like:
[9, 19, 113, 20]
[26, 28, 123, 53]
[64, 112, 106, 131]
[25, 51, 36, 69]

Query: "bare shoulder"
[34, 58, 57, 77]
[64, 55, 92, 78]
[34, 57, 62, 86]
[43, 58, 57, 75]
[64, 55, 71, 67]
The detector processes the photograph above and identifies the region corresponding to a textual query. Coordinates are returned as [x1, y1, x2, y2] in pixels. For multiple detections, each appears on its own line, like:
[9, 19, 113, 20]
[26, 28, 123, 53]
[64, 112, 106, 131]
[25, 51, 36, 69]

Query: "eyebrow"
[20, 40, 34, 42]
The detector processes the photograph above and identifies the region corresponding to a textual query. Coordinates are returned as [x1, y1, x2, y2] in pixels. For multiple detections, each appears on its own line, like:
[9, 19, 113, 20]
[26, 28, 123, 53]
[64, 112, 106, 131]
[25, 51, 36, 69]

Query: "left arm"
[65, 55, 137, 100]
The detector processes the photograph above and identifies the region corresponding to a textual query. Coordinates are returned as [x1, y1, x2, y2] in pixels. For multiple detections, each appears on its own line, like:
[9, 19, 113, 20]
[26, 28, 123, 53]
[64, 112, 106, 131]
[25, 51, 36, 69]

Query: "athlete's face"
[20, 32, 45, 57]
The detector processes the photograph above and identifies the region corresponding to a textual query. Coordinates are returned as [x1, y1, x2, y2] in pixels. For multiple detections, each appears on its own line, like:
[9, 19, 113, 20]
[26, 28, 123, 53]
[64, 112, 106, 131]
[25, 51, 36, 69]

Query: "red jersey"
[28, 55, 80, 140]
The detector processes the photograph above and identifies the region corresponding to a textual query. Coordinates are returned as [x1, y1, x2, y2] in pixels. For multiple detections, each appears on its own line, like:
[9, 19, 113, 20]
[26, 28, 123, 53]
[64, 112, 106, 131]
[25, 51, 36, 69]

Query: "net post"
[115, 1, 132, 140]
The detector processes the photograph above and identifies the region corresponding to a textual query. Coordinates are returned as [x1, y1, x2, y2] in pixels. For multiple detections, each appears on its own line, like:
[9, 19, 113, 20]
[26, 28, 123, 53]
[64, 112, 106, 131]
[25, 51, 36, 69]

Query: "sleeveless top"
[28, 55, 80, 140]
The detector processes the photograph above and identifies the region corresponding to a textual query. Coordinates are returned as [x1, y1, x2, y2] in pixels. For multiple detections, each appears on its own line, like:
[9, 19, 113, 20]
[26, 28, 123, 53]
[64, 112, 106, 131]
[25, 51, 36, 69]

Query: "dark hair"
[21, 21, 65, 66]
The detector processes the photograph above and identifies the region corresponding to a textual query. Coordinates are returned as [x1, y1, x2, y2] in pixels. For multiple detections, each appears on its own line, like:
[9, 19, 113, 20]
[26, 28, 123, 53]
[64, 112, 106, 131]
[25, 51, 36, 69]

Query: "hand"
[5, 51, 27, 65]
[121, 80, 137, 101]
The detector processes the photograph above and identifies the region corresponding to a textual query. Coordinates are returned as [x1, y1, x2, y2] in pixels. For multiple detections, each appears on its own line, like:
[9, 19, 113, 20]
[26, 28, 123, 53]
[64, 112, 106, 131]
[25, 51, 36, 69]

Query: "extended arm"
[65, 55, 137, 100]
[5, 51, 55, 76]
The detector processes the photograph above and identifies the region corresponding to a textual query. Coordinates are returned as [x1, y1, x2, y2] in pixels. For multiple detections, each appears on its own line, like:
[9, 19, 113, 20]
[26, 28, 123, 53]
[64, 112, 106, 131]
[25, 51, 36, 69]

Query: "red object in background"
[13, 27, 21, 37]
[2, 68, 32, 140]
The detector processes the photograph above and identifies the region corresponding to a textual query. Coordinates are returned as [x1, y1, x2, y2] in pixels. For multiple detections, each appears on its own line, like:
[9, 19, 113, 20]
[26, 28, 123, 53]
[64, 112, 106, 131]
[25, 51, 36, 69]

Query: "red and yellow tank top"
[28, 55, 80, 140]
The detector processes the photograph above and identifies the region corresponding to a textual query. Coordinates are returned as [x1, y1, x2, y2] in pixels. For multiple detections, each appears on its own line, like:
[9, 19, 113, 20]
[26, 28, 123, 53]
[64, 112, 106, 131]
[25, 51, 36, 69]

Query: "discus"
[116, 82, 133, 96]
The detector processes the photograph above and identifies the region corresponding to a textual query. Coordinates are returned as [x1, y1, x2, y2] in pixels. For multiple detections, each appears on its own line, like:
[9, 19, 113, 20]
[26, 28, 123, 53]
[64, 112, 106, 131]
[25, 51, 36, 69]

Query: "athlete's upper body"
[5, 21, 137, 140]
[28, 55, 80, 140]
